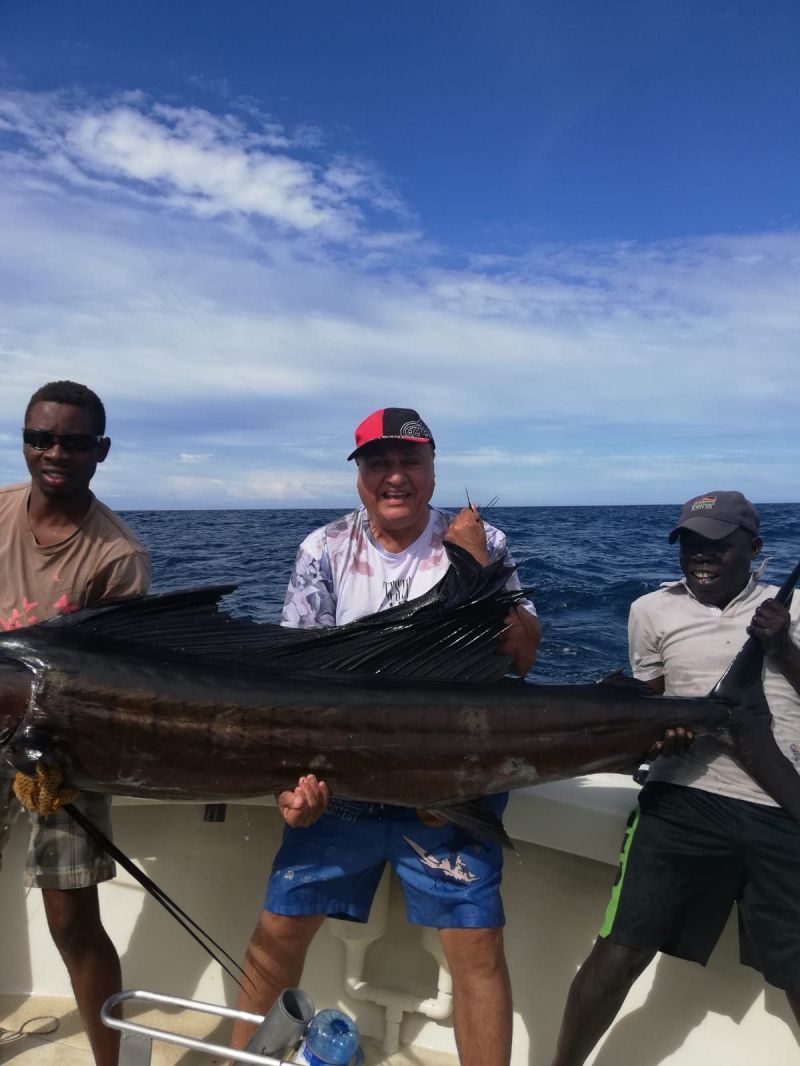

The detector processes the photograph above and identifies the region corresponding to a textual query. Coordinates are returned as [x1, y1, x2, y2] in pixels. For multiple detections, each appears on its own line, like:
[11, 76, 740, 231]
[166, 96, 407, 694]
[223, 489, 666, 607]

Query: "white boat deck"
[0, 994, 458, 1065]
[2, 778, 799, 1064]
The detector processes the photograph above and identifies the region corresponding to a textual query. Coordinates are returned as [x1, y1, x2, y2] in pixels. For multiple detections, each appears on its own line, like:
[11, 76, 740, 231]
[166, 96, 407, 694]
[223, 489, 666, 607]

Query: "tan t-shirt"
[0, 482, 151, 630]
[629, 573, 800, 806]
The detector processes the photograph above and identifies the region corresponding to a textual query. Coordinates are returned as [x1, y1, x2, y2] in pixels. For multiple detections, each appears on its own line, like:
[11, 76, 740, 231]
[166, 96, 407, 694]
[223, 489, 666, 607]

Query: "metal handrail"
[101, 989, 297, 1065]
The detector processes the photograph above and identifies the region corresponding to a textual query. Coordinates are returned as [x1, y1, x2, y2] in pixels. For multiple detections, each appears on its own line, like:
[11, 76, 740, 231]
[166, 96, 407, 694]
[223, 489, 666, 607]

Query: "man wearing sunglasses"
[0, 380, 150, 1066]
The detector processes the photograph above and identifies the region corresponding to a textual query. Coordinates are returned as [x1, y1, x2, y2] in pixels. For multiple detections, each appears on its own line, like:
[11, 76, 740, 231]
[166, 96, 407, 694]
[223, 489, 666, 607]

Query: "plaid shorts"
[25, 790, 116, 890]
[0, 776, 21, 868]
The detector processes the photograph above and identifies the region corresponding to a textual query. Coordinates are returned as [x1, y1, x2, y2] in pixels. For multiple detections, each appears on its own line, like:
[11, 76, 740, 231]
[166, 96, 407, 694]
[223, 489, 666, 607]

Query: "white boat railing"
[102, 988, 296, 1066]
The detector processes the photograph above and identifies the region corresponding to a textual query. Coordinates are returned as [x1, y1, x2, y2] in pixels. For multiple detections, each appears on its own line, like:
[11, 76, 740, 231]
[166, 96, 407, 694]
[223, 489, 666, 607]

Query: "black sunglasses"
[22, 428, 104, 453]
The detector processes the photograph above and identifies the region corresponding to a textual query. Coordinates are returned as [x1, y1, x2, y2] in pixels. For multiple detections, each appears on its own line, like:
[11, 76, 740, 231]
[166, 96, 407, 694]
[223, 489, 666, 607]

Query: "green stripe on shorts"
[599, 805, 640, 938]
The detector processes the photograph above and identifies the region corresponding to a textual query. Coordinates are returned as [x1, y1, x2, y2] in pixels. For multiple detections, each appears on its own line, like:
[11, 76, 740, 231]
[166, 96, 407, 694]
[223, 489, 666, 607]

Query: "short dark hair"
[25, 381, 106, 435]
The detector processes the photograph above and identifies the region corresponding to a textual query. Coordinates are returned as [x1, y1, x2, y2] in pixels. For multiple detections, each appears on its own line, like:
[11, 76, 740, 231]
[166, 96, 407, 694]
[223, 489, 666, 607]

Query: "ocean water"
[121, 504, 800, 685]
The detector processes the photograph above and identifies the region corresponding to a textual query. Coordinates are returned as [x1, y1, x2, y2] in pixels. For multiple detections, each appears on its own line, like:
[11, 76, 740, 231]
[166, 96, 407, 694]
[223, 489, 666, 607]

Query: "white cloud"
[1, 90, 799, 506]
[0, 89, 407, 243]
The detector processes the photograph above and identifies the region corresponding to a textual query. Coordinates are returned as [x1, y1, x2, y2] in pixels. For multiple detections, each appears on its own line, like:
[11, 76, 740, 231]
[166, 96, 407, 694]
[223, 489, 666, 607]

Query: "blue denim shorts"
[265, 794, 507, 928]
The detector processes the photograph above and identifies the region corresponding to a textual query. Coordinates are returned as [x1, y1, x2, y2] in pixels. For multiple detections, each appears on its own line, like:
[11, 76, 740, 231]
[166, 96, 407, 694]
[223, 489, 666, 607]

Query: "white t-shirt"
[629, 573, 800, 806]
[282, 505, 533, 630]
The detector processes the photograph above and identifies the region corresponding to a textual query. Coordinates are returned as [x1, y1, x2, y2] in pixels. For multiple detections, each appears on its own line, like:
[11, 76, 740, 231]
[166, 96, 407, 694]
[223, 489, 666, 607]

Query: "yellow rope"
[13, 764, 80, 815]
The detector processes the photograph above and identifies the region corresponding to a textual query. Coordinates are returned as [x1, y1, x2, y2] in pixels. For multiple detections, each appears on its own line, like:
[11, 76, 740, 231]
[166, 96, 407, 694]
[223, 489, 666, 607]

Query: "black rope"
[63, 802, 253, 991]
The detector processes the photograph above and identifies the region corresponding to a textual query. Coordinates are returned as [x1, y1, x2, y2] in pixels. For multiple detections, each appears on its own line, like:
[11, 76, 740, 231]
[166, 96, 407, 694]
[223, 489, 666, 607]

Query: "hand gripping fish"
[1, 546, 800, 838]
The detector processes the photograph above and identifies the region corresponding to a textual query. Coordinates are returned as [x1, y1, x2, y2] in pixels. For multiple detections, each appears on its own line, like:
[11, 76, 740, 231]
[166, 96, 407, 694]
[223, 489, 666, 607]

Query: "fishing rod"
[63, 802, 253, 992]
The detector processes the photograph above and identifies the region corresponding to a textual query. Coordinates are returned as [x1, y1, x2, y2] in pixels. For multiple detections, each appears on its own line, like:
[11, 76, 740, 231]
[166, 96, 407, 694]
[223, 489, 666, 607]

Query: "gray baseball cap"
[668, 491, 760, 544]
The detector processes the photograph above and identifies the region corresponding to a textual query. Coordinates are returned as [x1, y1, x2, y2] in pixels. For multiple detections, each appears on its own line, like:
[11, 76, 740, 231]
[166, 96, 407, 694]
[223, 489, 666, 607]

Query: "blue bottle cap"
[303, 1009, 360, 1066]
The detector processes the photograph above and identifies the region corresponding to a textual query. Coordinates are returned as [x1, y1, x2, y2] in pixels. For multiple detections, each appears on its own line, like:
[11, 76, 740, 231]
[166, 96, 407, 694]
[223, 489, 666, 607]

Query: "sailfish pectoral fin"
[429, 798, 515, 850]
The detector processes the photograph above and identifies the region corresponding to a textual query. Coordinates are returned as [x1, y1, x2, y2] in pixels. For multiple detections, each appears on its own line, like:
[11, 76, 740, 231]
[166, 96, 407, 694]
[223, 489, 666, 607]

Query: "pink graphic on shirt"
[1, 601, 40, 629]
[350, 527, 374, 576]
[419, 548, 445, 572]
[0, 608, 24, 631]
[53, 594, 80, 614]
[1, 586, 82, 631]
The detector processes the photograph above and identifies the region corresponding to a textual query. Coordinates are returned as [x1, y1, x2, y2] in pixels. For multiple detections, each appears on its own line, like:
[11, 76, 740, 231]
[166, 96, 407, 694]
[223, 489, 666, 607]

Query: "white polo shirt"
[629, 573, 800, 806]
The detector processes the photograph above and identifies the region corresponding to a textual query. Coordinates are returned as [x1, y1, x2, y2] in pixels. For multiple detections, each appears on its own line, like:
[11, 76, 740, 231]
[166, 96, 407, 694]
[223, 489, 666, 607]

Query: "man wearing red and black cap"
[553, 491, 800, 1065]
[232, 408, 540, 1066]
[345, 406, 435, 460]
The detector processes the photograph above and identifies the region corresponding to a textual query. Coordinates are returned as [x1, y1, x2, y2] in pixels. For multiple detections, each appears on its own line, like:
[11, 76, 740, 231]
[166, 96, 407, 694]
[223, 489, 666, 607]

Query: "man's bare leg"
[42, 886, 121, 1066]
[439, 926, 512, 1066]
[552, 938, 655, 1066]
[231, 910, 325, 1050]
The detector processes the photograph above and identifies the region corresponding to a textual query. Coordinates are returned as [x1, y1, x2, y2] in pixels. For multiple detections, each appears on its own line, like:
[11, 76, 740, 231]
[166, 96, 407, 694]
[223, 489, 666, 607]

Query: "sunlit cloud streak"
[0, 89, 407, 241]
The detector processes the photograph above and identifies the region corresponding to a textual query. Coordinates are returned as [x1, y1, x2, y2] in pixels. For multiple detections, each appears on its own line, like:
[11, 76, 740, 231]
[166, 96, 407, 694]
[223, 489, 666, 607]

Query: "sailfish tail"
[728, 686, 800, 822]
[711, 557, 800, 821]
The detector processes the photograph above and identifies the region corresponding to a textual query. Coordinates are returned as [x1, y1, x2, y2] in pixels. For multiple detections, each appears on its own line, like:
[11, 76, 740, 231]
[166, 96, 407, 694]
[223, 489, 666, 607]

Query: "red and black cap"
[347, 408, 435, 461]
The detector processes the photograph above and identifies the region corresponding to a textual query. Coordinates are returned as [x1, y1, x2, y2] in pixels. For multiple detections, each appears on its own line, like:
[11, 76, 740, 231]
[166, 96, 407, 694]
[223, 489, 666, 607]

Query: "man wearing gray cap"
[552, 490, 800, 1065]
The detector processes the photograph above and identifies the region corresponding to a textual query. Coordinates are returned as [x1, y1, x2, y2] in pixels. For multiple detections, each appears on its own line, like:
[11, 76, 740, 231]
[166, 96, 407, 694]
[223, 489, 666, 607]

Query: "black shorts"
[600, 781, 800, 991]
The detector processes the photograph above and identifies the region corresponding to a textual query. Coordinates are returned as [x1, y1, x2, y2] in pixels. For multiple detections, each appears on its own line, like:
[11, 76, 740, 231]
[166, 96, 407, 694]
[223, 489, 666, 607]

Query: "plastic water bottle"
[295, 1009, 364, 1066]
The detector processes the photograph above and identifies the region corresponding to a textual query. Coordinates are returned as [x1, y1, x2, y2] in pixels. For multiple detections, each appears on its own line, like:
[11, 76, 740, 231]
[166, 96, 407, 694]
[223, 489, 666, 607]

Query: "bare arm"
[86, 551, 152, 602]
[637, 675, 694, 758]
[443, 505, 490, 565]
[445, 506, 540, 675]
[497, 605, 541, 676]
[276, 539, 334, 825]
[748, 598, 800, 698]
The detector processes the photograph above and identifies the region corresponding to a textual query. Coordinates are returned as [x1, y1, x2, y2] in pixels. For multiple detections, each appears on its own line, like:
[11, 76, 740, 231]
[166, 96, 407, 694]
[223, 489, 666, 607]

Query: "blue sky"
[1, 1, 798, 508]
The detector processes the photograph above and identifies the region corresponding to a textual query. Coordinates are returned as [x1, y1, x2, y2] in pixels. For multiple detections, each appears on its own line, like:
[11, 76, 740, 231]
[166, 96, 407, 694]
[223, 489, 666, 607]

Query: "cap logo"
[691, 496, 717, 512]
[400, 418, 431, 441]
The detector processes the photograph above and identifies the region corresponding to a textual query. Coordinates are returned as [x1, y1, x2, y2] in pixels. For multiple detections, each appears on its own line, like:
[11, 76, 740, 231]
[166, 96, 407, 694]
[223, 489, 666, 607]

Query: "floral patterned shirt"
[282, 505, 533, 629]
